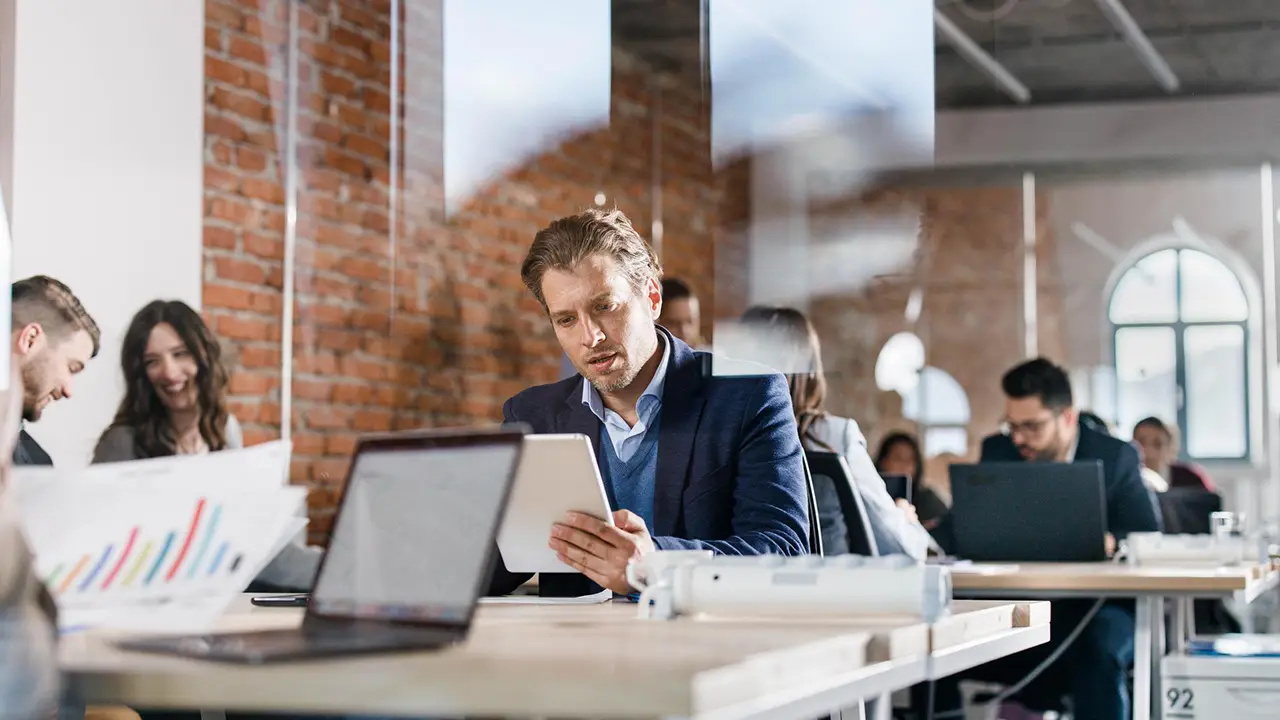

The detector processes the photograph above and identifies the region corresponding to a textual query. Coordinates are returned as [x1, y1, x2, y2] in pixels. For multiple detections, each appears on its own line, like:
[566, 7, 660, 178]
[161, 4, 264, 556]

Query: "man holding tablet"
[490, 208, 810, 597]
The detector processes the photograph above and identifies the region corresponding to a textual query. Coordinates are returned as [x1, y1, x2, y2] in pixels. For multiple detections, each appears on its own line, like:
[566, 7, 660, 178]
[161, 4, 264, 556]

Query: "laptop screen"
[309, 438, 520, 623]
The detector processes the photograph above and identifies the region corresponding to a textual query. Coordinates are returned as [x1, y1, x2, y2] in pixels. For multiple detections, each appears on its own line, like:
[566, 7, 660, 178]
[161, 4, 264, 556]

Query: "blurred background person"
[658, 277, 703, 348]
[874, 431, 950, 530]
[0, 358, 59, 720]
[740, 305, 931, 559]
[1133, 416, 1214, 491]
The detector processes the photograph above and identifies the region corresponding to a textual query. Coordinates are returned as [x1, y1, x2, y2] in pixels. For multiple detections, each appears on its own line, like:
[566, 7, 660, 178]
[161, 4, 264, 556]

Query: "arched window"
[875, 332, 970, 457]
[1109, 248, 1250, 460]
[902, 366, 971, 457]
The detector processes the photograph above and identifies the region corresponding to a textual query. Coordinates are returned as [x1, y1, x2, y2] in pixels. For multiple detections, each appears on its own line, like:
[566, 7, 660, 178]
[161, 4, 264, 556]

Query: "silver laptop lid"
[307, 427, 525, 628]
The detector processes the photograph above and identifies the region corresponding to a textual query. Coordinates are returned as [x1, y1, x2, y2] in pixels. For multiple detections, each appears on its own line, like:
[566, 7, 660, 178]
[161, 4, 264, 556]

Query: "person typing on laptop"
[933, 358, 1161, 720]
[489, 209, 810, 598]
[980, 358, 1161, 545]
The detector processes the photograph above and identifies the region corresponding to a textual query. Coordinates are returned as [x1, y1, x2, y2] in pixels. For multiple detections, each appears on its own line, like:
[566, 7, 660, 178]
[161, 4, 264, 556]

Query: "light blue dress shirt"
[581, 335, 671, 462]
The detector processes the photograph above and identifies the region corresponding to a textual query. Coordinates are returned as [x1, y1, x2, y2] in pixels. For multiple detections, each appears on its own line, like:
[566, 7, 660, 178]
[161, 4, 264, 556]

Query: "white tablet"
[497, 434, 614, 574]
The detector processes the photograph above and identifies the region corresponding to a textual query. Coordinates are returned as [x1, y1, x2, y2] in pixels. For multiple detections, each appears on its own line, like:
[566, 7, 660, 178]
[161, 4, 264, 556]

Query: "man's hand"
[1105, 532, 1117, 557]
[895, 498, 920, 526]
[549, 509, 656, 594]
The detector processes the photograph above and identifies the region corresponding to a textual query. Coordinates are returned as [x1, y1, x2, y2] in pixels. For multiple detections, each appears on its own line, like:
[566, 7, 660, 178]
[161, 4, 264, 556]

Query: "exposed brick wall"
[810, 185, 1066, 493]
[203, 0, 719, 541]
[203, 0, 291, 450]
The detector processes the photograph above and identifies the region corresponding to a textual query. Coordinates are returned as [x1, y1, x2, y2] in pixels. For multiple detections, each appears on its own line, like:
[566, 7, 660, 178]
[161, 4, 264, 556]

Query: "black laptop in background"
[880, 473, 912, 503]
[116, 426, 527, 663]
[947, 461, 1108, 563]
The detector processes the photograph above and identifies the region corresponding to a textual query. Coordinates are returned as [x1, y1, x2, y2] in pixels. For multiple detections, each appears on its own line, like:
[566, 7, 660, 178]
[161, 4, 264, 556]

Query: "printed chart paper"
[12, 445, 306, 631]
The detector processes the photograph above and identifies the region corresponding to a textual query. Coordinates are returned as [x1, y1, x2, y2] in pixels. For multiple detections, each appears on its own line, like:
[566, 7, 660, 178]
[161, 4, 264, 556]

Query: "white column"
[0, 0, 206, 466]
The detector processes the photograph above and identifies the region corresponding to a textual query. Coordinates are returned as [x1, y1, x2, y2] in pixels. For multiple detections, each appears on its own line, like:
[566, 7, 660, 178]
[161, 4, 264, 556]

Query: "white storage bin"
[1162, 651, 1280, 720]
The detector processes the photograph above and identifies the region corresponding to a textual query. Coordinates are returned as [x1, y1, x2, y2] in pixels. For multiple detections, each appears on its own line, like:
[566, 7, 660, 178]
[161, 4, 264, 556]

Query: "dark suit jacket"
[489, 329, 810, 597]
[12, 429, 52, 467]
[977, 422, 1162, 540]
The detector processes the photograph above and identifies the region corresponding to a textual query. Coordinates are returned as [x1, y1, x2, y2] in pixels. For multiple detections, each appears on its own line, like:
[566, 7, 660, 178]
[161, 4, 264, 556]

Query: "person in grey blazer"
[92, 300, 321, 591]
[739, 306, 934, 560]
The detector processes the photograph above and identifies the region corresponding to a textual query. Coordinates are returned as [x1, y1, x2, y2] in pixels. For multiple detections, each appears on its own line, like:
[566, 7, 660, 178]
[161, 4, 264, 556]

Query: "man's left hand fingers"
[563, 512, 625, 547]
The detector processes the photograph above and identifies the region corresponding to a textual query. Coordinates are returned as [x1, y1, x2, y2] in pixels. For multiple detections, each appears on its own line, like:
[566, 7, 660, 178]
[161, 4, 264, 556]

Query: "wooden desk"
[59, 599, 1049, 719]
[949, 561, 1279, 720]
[951, 561, 1279, 602]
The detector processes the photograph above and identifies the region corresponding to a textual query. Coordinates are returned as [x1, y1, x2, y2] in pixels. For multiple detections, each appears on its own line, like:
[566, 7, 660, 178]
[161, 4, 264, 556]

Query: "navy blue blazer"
[488, 328, 810, 597]
[978, 422, 1163, 539]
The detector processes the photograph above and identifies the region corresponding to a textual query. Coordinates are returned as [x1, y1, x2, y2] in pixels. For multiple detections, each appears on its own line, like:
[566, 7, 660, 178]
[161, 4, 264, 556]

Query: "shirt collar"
[1065, 429, 1079, 462]
[582, 333, 670, 422]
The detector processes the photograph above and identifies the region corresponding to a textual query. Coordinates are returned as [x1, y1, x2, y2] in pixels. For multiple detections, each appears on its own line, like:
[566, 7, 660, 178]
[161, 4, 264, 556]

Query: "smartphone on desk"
[250, 593, 310, 608]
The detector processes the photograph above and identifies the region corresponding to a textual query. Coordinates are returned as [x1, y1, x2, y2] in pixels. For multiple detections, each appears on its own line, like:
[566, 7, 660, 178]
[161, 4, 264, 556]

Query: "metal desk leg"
[835, 701, 867, 720]
[1171, 597, 1191, 655]
[1134, 595, 1155, 720]
[1152, 595, 1167, 720]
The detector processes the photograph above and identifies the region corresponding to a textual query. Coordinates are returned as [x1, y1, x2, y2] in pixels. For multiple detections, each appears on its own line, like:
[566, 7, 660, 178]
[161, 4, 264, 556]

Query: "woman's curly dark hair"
[104, 300, 230, 457]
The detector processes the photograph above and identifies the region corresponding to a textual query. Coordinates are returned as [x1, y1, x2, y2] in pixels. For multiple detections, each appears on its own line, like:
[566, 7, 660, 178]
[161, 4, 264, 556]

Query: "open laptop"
[115, 426, 526, 663]
[948, 461, 1108, 562]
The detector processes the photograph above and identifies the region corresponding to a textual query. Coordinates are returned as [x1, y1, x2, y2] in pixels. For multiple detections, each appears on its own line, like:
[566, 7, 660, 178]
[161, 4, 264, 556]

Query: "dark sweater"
[12, 429, 52, 467]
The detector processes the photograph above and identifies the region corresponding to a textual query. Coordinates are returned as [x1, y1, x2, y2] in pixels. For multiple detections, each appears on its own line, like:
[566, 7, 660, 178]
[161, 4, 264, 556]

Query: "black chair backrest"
[1159, 488, 1223, 535]
[799, 452, 824, 556]
[805, 450, 878, 556]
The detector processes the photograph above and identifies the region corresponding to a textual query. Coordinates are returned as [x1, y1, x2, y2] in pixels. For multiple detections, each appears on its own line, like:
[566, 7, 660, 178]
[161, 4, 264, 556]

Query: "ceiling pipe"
[933, 8, 1032, 105]
[1092, 0, 1181, 92]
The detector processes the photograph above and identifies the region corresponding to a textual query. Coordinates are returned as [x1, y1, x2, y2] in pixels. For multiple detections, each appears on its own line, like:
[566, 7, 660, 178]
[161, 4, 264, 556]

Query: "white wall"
[0, 0, 205, 467]
[928, 94, 1280, 170]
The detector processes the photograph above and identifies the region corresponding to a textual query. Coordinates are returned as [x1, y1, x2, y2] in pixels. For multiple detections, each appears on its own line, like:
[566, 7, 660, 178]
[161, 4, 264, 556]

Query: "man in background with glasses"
[986, 357, 1160, 539]
[943, 357, 1161, 720]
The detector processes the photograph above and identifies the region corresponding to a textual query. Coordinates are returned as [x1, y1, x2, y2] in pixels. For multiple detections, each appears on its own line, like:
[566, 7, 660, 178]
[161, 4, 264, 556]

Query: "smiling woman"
[91, 300, 237, 462]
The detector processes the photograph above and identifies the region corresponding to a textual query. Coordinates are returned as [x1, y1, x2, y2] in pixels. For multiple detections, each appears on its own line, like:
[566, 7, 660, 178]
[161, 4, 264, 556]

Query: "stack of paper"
[10, 441, 308, 632]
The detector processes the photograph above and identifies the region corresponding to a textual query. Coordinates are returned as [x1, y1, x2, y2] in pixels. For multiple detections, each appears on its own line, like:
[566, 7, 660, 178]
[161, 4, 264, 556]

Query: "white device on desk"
[627, 551, 952, 623]
[497, 434, 614, 573]
[1124, 532, 1250, 566]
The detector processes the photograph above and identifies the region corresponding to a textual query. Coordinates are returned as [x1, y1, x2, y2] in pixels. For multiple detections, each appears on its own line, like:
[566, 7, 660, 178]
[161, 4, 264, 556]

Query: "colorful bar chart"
[16, 442, 305, 632]
[47, 497, 249, 597]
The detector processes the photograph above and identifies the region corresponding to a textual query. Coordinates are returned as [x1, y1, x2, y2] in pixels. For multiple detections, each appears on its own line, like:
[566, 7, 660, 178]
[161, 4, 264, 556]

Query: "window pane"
[1091, 365, 1117, 430]
[1114, 326, 1177, 437]
[1109, 249, 1178, 324]
[923, 427, 968, 459]
[1179, 249, 1248, 323]
[1185, 325, 1247, 458]
[903, 366, 971, 425]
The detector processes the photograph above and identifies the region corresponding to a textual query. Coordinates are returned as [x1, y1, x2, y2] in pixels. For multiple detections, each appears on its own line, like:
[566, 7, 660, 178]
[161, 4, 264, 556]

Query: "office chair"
[804, 451, 878, 557]
[800, 452, 825, 556]
[1157, 488, 1240, 635]
[1158, 488, 1222, 534]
